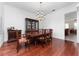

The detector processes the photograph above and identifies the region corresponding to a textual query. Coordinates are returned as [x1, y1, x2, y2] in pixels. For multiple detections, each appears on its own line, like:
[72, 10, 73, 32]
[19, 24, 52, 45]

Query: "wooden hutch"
[25, 18, 39, 33]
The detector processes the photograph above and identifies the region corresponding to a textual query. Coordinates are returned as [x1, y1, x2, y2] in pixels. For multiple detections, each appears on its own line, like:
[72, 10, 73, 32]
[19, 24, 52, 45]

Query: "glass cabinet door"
[31, 21, 35, 30]
[26, 20, 31, 31]
[36, 22, 39, 30]
[25, 18, 39, 32]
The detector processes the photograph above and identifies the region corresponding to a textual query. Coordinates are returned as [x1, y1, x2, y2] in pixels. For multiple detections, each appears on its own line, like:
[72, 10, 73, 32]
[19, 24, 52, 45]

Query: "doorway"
[65, 11, 77, 43]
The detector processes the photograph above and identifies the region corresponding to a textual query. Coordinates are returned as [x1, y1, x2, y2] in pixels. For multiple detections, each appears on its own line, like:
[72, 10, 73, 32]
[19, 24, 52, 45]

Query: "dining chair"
[46, 29, 52, 43]
[37, 29, 47, 47]
[16, 31, 30, 53]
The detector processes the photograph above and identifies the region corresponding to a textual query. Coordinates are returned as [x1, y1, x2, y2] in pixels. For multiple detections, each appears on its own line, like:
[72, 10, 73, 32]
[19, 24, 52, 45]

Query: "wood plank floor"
[0, 38, 79, 56]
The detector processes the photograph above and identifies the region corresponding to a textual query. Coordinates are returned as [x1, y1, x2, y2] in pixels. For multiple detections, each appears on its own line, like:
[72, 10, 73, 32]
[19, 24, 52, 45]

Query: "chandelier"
[36, 2, 45, 21]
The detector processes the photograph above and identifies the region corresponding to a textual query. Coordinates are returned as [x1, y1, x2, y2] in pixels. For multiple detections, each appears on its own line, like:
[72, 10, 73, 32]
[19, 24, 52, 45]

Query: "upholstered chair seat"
[46, 36, 50, 38]
[19, 38, 28, 43]
[16, 33, 30, 53]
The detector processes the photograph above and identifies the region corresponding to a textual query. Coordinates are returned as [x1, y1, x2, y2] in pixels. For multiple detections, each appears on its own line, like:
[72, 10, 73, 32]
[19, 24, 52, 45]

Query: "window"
[74, 22, 77, 29]
[65, 23, 69, 29]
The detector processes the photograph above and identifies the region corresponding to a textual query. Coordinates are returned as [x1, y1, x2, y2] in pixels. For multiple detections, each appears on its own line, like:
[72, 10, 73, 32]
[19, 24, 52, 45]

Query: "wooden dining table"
[26, 31, 52, 46]
[27, 32, 51, 39]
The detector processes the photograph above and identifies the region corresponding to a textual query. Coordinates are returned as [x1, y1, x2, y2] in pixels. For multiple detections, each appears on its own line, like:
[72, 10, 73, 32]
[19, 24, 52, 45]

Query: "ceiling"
[5, 2, 77, 16]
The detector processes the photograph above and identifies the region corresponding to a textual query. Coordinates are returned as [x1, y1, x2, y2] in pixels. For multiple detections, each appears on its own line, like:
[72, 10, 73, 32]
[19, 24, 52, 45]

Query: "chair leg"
[41, 40, 45, 48]
[25, 42, 30, 50]
[25, 42, 27, 47]
[50, 37, 52, 44]
[28, 43, 30, 49]
[17, 44, 20, 53]
[35, 41, 37, 47]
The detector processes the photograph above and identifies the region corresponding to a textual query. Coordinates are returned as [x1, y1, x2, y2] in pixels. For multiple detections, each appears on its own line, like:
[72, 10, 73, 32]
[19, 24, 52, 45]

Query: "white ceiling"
[5, 2, 77, 16]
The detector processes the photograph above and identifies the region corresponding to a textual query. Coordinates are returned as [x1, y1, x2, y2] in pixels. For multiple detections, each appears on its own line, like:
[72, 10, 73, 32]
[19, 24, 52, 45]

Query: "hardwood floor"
[0, 38, 79, 56]
[65, 34, 77, 42]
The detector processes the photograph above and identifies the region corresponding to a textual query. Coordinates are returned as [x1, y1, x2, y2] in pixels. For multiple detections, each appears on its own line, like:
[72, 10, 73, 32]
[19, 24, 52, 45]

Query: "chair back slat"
[16, 31, 21, 39]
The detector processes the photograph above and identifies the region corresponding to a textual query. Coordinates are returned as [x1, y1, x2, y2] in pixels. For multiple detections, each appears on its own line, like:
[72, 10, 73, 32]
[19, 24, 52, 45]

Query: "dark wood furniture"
[25, 18, 39, 33]
[7, 30, 21, 42]
[25, 18, 39, 46]
[27, 29, 53, 47]
[65, 29, 69, 36]
[45, 29, 52, 42]
[16, 32, 30, 53]
[25, 18, 52, 46]
[70, 29, 77, 34]
[65, 29, 77, 36]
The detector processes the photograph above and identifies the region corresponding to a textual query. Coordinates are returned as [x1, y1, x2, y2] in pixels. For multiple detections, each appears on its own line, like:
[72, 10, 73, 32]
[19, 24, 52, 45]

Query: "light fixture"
[36, 2, 56, 21]
[36, 2, 45, 21]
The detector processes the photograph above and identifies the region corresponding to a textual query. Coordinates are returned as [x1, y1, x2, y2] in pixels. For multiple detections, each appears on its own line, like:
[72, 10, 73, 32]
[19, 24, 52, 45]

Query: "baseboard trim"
[53, 37, 76, 43]
[65, 40, 74, 43]
[53, 37, 64, 40]
[1, 42, 7, 47]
